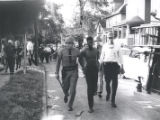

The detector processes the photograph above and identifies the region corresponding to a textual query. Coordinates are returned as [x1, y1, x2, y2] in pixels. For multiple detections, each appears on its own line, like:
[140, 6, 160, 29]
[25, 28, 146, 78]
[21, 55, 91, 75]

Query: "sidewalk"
[123, 55, 149, 84]
[43, 61, 160, 120]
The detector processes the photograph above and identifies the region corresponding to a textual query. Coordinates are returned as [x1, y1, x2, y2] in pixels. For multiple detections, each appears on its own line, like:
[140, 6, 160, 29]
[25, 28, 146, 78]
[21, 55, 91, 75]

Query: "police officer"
[79, 36, 99, 113]
[55, 36, 80, 111]
[99, 32, 123, 108]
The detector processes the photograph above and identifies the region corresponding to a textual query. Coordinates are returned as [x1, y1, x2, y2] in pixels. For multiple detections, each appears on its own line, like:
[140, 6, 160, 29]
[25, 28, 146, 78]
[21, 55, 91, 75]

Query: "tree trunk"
[34, 18, 39, 65]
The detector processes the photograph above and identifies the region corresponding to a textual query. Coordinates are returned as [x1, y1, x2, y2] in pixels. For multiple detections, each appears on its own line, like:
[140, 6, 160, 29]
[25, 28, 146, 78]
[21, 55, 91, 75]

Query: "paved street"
[43, 60, 160, 120]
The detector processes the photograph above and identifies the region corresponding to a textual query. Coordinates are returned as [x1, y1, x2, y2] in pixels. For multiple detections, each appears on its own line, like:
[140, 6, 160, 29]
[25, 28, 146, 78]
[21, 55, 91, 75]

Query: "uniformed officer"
[79, 36, 99, 113]
[55, 36, 80, 111]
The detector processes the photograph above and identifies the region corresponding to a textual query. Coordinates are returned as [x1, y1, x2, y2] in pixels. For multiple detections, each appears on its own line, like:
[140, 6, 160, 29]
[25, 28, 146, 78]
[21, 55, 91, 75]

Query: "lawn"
[0, 70, 44, 120]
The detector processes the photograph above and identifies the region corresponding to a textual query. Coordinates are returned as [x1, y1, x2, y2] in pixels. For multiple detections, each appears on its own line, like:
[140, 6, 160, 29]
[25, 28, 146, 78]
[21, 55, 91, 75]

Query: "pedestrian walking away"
[99, 31, 123, 108]
[55, 36, 80, 111]
[4, 39, 16, 74]
[79, 36, 99, 113]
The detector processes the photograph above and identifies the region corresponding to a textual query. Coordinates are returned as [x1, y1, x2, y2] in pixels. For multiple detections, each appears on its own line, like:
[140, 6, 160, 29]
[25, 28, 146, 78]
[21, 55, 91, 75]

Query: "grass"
[0, 70, 44, 120]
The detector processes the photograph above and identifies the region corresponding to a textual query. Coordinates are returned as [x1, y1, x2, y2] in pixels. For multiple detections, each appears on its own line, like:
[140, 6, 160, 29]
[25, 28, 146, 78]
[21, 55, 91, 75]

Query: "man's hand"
[120, 64, 125, 74]
[82, 67, 86, 75]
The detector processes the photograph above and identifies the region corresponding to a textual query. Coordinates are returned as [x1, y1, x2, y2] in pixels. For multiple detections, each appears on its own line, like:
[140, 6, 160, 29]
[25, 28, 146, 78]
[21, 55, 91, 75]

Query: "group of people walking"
[1, 38, 23, 74]
[55, 31, 124, 113]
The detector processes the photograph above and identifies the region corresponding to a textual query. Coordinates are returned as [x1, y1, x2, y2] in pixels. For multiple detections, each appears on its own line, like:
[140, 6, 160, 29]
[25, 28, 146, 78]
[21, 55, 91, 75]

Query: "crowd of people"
[55, 31, 124, 113]
[0, 38, 23, 74]
[0, 37, 56, 74]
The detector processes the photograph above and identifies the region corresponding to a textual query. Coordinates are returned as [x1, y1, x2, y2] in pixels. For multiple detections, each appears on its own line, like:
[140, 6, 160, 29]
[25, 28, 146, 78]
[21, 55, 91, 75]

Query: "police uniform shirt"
[58, 47, 80, 67]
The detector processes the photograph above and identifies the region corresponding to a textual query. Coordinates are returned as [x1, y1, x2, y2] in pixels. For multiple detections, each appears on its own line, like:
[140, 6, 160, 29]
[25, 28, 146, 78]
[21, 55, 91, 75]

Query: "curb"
[134, 90, 160, 102]
[39, 64, 48, 117]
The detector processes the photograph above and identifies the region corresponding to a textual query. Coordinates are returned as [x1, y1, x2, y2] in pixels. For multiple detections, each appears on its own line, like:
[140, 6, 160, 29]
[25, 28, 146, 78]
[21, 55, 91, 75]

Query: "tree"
[73, 0, 109, 36]
[39, 2, 64, 44]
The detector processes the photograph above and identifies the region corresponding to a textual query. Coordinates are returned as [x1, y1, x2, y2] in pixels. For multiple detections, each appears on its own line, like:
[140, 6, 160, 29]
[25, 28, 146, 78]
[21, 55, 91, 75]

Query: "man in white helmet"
[55, 36, 80, 111]
[99, 31, 123, 108]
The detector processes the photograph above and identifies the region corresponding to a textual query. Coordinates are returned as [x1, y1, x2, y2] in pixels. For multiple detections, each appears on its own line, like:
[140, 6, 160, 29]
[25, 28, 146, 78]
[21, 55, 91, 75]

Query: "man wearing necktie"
[55, 36, 80, 111]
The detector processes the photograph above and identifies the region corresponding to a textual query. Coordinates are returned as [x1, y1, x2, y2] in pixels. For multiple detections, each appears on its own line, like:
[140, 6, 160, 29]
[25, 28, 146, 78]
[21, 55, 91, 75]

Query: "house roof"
[99, 19, 106, 28]
[132, 22, 160, 29]
[126, 16, 145, 26]
[95, 19, 106, 30]
[105, 3, 127, 19]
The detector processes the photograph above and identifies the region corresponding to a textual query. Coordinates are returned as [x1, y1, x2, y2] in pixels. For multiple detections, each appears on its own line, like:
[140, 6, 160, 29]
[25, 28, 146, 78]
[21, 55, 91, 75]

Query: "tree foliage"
[39, 2, 64, 44]
[73, 0, 109, 36]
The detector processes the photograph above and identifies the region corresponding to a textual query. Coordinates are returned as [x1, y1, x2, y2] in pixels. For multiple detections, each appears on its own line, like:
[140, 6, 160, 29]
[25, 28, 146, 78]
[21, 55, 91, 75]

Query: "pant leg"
[111, 75, 118, 103]
[103, 64, 111, 96]
[98, 70, 104, 93]
[93, 69, 98, 94]
[85, 67, 98, 109]
[105, 77, 111, 96]
[68, 69, 78, 108]
[86, 75, 94, 109]
[62, 69, 70, 96]
[7, 57, 15, 73]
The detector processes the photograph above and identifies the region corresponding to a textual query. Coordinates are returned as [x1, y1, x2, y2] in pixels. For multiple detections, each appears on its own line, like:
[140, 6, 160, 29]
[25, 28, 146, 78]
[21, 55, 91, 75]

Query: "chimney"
[145, 0, 151, 23]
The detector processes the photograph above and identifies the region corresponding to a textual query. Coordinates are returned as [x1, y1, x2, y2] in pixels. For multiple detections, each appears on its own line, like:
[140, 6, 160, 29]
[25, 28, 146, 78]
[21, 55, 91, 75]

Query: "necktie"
[68, 49, 72, 63]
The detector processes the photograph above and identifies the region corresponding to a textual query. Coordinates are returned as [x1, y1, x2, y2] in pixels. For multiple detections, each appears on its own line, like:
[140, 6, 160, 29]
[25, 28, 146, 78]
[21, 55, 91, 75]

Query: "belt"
[103, 62, 117, 65]
[63, 65, 78, 71]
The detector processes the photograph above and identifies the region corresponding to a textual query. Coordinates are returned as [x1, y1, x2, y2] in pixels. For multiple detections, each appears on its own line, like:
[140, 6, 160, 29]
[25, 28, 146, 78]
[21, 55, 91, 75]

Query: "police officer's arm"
[55, 50, 62, 77]
[78, 48, 85, 68]
[117, 49, 123, 66]
[79, 48, 87, 74]
[99, 44, 105, 64]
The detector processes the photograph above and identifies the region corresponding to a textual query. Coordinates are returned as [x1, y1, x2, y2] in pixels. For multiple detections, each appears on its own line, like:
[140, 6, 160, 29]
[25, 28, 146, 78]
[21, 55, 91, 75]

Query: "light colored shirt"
[99, 43, 123, 65]
[27, 41, 34, 51]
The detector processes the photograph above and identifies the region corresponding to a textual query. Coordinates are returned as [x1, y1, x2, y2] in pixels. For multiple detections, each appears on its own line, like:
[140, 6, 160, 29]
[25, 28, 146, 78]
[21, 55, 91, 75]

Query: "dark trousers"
[28, 54, 35, 66]
[16, 56, 21, 70]
[6, 57, 15, 73]
[103, 62, 119, 103]
[39, 53, 44, 63]
[62, 67, 78, 108]
[44, 53, 50, 63]
[85, 66, 98, 109]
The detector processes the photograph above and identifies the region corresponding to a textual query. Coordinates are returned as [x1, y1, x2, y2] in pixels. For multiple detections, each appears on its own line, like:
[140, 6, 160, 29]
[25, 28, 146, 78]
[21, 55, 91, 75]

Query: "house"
[104, 0, 152, 45]
[95, 19, 107, 43]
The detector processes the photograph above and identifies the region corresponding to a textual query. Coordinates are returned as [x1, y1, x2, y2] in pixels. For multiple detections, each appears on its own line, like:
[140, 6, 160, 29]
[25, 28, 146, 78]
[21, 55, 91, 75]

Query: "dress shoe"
[98, 94, 102, 98]
[97, 92, 102, 98]
[68, 107, 73, 111]
[64, 96, 68, 103]
[111, 103, 117, 108]
[88, 108, 94, 113]
[106, 95, 110, 101]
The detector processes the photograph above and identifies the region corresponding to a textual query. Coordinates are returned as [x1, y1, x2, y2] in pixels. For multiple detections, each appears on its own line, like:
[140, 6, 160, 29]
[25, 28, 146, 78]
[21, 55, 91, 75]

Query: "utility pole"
[23, 34, 27, 74]
[34, 18, 39, 66]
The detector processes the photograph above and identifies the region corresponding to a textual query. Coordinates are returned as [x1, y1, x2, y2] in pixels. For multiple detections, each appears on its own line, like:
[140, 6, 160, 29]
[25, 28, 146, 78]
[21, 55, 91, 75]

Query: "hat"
[65, 37, 74, 44]
[107, 32, 114, 38]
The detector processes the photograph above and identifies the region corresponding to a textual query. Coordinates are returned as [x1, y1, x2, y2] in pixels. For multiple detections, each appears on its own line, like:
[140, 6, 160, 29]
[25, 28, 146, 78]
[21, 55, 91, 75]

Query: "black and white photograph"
[0, 0, 160, 120]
